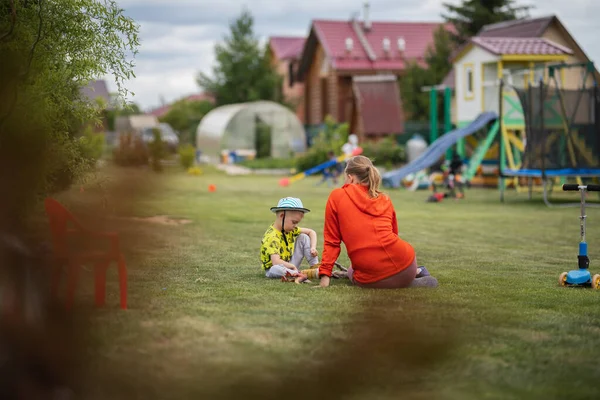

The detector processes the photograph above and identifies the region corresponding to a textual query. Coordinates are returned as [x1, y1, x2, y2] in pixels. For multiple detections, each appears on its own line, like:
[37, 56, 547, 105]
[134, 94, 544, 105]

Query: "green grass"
[52, 165, 600, 399]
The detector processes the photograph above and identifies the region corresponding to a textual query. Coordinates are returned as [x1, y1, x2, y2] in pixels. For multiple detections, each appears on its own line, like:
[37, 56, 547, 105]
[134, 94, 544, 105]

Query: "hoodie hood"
[342, 184, 392, 217]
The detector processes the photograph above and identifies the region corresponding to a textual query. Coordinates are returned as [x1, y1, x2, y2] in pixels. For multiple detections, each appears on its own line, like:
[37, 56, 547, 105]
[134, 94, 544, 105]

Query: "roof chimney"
[345, 37, 354, 53]
[382, 37, 390, 53]
[397, 37, 406, 53]
[363, 2, 371, 31]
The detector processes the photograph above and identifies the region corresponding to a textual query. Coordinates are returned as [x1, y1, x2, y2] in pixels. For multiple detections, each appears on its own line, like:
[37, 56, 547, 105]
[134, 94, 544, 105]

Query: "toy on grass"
[278, 145, 364, 187]
[208, 184, 216, 192]
[280, 262, 349, 283]
[280, 271, 310, 284]
[426, 153, 467, 202]
[188, 166, 203, 176]
[559, 184, 600, 289]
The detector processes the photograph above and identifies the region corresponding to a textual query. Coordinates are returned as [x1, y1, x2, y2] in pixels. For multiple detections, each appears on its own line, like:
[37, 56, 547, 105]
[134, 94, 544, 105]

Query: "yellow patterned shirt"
[260, 225, 301, 270]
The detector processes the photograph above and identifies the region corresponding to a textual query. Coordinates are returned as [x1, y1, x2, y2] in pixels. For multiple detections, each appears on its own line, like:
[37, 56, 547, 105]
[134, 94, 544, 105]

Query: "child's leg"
[289, 233, 319, 268]
[265, 265, 298, 279]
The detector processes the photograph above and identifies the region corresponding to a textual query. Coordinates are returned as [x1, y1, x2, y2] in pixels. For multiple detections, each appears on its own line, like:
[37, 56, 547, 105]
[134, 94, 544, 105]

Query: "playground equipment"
[279, 147, 363, 187]
[499, 62, 600, 207]
[381, 112, 498, 188]
[558, 184, 600, 288]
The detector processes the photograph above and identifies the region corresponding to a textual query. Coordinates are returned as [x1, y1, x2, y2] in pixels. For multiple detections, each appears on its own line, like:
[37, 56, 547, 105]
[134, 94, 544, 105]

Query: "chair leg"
[117, 254, 128, 310]
[65, 262, 80, 310]
[94, 261, 109, 307]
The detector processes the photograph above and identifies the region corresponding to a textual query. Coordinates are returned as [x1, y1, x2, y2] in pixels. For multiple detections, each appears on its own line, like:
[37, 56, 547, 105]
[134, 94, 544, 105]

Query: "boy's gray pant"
[265, 234, 319, 278]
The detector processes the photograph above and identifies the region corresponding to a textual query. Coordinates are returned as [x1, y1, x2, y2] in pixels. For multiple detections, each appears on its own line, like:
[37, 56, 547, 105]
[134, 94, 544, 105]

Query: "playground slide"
[381, 112, 498, 188]
[462, 120, 500, 181]
[279, 148, 363, 186]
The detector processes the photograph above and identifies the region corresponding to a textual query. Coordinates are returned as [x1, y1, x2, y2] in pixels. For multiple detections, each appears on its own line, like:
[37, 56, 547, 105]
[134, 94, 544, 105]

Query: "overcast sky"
[110, 0, 600, 111]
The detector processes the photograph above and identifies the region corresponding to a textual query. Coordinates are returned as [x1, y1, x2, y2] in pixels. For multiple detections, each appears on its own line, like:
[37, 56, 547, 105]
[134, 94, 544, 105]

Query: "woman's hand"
[310, 247, 318, 257]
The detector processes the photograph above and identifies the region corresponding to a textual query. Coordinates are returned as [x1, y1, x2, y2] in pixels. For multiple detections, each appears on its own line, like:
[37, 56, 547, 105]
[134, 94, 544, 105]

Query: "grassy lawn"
[49, 164, 600, 400]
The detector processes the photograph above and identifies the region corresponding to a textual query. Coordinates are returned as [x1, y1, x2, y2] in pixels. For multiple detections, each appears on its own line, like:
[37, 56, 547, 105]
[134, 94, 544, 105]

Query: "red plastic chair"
[44, 198, 127, 310]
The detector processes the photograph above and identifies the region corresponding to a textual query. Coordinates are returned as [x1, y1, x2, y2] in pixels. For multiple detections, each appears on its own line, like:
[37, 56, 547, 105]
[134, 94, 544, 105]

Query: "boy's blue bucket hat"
[270, 197, 310, 213]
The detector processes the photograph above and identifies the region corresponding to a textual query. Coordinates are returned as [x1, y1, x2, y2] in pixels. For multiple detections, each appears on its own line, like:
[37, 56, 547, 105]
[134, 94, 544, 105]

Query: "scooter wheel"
[559, 272, 568, 286]
[592, 274, 600, 289]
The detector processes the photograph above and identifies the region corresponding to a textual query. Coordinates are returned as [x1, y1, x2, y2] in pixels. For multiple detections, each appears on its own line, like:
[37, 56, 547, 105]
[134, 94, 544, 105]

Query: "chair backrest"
[44, 198, 77, 258]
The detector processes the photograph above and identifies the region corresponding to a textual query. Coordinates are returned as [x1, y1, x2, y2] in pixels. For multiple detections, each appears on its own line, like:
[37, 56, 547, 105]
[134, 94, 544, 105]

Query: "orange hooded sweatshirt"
[320, 184, 415, 284]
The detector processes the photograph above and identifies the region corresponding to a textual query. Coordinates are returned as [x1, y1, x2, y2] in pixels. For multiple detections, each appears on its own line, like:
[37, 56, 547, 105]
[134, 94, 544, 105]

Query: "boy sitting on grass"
[260, 197, 319, 281]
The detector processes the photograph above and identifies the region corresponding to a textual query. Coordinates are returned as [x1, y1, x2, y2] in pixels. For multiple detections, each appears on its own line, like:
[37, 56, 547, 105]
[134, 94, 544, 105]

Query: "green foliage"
[255, 121, 271, 158]
[400, 27, 454, 121]
[178, 144, 196, 169]
[442, 0, 532, 46]
[148, 128, 166, 172]
[361, 137, 406, 169]
[238, 157, 296, 169]
[78, 126, 106, 163]
[425, 26, 454, 86]
[402, 0, 531, 121]
[159, 99, 214, 145]
[0, 0, 139, 209]
[295, 116, 349, 172]
[113, 133, 149, 167]
[400, 62, 435, 122]
[196, 8, 283, 106]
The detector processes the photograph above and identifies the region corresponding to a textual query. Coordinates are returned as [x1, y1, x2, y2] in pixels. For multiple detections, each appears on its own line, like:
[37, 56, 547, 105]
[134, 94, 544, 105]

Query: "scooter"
[559, 184, 600, 288]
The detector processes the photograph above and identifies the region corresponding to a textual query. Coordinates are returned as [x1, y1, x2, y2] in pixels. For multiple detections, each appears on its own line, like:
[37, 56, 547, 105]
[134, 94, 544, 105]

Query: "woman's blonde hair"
[345, 155, 382, 198]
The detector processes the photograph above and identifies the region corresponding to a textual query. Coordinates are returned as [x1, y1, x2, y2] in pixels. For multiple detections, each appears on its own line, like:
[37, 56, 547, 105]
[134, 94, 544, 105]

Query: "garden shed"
[195, 100, 307, 163]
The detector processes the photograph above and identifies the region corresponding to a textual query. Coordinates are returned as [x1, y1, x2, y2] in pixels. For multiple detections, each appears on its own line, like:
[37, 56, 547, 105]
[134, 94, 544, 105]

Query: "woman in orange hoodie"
[318, 155, 437, 289]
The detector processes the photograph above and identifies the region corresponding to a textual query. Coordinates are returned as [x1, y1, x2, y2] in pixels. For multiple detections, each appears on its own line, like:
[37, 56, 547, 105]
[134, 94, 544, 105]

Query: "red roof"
[353, 75, 404, 135]
[269, 36, 306, 60]
[147, 93, 214, 118]
[311, 19, 448, 71]
[478, 16, 554, 38]
[471, 37, 573, 55]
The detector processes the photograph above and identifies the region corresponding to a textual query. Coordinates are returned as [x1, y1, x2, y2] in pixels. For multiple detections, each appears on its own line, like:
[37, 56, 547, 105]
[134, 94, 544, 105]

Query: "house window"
[464, 64, 474, 100]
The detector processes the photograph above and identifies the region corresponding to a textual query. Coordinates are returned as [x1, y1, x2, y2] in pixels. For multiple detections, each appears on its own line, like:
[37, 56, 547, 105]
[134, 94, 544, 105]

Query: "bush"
[295, 115, 349, 172]
[78, 126, 105, 164]
[113, 132, 149, 167]
[361, 137, 406, 168]
[148, 128, 166, 172]
[178, 144, 196, 169]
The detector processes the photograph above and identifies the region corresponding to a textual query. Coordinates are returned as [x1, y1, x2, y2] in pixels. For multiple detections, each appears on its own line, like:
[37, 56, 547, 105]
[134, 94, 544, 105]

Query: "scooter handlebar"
[562, 184, 600, 191]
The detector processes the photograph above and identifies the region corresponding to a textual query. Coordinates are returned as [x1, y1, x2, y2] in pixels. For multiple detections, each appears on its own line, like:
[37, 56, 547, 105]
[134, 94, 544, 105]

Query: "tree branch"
[23, 0, 44, 77]
[1, 0, 44, 130]
[0, 0, 17, 42]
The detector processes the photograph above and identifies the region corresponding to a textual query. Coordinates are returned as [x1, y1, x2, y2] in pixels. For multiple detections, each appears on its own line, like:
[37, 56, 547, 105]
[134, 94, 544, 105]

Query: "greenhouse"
[195, 100, 307, 163]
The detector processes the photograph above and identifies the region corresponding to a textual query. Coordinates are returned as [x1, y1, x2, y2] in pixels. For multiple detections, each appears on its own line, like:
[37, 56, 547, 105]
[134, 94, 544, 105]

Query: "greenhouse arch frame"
[196, 100, 307, 163]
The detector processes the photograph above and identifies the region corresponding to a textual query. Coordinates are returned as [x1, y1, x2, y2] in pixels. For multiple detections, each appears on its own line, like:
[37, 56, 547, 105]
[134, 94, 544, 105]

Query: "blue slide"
[382, 112, 498, 188]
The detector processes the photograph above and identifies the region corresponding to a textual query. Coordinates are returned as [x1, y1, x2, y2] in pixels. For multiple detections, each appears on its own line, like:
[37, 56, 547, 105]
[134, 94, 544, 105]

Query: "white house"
[451, 36, 572, 128]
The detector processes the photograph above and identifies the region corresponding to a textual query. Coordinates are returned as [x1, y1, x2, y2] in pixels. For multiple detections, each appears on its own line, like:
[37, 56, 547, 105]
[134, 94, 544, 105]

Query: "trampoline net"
[512, 82, 600, 171]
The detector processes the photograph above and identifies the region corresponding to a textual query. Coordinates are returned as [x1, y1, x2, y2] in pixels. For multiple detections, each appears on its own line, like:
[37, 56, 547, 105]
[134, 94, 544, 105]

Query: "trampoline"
[499, 62, 600, 207]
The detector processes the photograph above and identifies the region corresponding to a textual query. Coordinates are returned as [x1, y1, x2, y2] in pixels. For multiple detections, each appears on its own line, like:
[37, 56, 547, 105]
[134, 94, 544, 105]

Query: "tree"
[196, 8, 283, 106]
[159, 99, 214, 145]
[442, 0, 532, 45]
[0, 0, 139, 223]
[400, 27, 454, 121]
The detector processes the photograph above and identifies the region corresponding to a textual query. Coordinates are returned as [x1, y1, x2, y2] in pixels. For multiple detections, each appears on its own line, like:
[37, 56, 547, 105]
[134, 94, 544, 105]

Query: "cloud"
[108, 0, 600, 110]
